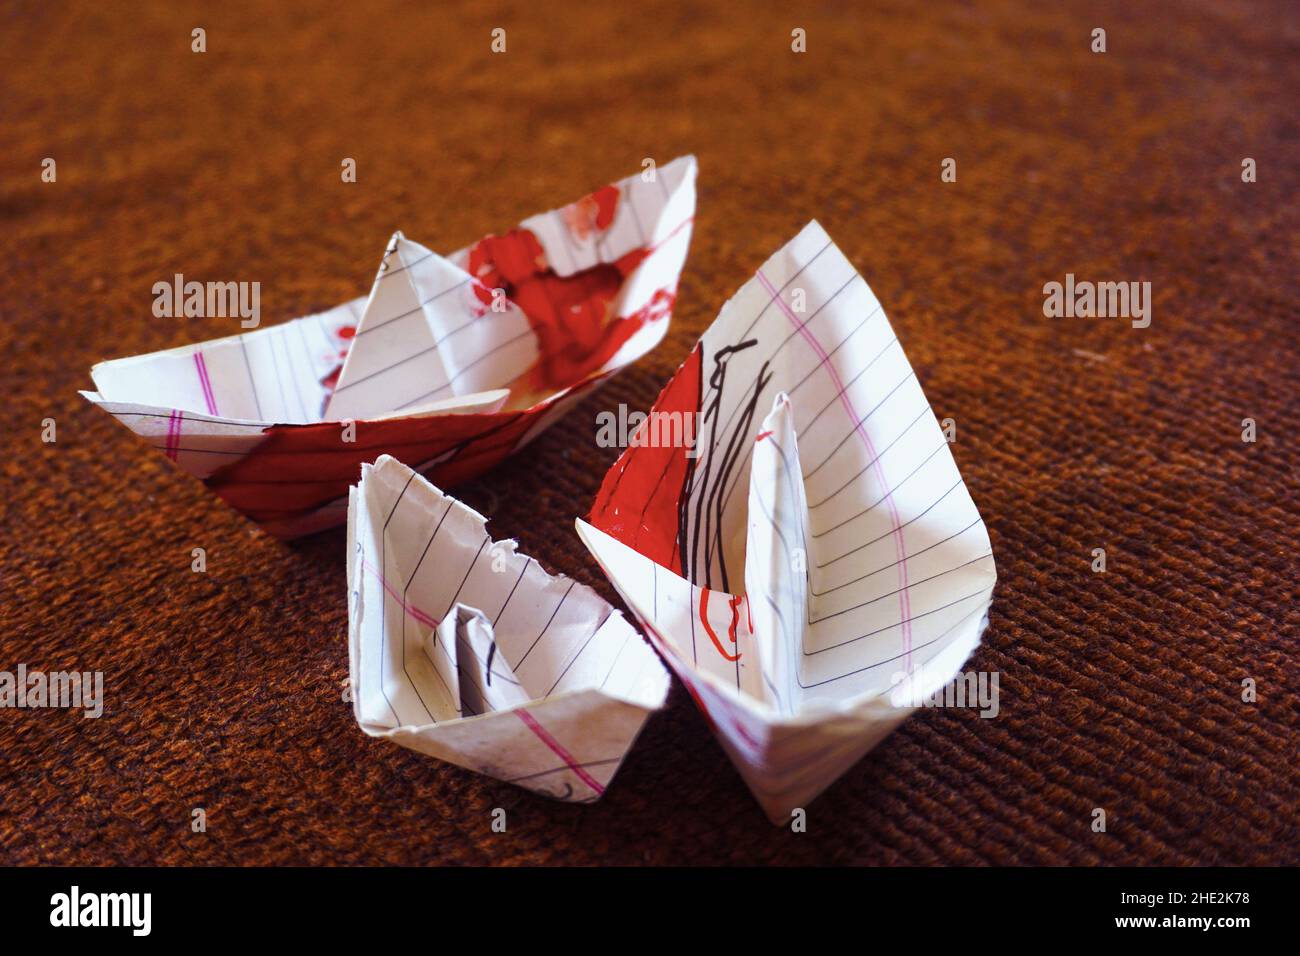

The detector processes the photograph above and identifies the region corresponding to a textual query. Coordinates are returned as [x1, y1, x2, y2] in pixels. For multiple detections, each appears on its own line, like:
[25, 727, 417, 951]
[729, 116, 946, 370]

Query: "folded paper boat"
[576, 221, 997, 822]
[348, 455, 670, 801]
[82, 156, 698, 537]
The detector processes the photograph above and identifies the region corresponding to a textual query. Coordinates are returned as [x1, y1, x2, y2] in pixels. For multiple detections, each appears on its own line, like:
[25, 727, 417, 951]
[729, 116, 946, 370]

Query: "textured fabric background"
[1, 0, 1296, 865]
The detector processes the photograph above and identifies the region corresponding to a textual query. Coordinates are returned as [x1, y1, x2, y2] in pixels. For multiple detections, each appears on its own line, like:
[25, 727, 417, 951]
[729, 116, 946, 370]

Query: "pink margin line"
[514, 708, 606, 797]
[361, 559, 440, 630]
[193, 351, 219, 415]
[755, 269, 914, 671]
[165, 409, 181, 461]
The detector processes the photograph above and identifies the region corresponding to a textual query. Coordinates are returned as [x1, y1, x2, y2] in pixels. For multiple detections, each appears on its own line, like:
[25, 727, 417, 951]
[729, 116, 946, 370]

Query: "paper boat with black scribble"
[348, 455, 670, 802]
[576, 221, 996, 822]
[81, 157, 697, 538]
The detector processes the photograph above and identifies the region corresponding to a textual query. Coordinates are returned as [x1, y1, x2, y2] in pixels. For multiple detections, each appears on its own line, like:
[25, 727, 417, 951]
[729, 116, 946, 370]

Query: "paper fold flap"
[434, 603, 532, 718]
[744, 392, 809, 717]
[324, 234, 537, 422]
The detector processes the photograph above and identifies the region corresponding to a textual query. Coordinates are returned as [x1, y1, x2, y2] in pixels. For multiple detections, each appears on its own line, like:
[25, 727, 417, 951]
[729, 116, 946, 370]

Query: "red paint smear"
[206, 407, 535, 528]
[698, 587, 742, 662]
[204, 368, 623, 535]
[754, 430, 772, 442]
[594, 567, 763, 755]
[587, 343, 702, 574]
[318, 325, 358, 394]
[560, 184, 619, 241]
[467, 232, 650, 392]
[463, 184, 664, 394]
[618, 587, 763, 755]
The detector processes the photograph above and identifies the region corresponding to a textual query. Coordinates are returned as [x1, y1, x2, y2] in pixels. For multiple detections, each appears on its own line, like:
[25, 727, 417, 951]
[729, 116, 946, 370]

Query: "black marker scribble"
[532, 782, 576, 801]
[680, 338, 770, 591]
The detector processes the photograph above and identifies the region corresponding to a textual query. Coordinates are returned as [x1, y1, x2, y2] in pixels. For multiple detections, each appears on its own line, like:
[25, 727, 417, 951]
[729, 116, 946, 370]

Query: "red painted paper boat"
[82, 157, 697, 537]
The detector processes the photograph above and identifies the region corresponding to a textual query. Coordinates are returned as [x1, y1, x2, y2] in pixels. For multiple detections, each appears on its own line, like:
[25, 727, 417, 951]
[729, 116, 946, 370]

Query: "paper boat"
[82, 156, 698, 537]
[576, 221, 997, 822]
[349, 455, 670, 801]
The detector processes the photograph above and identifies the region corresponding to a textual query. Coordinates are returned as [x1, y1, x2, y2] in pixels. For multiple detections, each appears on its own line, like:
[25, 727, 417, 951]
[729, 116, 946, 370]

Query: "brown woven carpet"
[2, 0, 1296, 865]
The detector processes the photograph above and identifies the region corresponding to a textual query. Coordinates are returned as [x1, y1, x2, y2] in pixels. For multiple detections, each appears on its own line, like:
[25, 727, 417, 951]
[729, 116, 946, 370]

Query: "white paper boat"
[349, 455, 670, 801]
[82, 157, 698, 537]
[576, 221, 997, 822]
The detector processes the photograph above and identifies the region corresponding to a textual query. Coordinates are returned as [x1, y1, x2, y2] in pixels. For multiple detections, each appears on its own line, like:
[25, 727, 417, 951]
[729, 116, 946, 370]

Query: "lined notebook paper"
[577, 221, 996, 821]
[350, 455, 669, 801]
